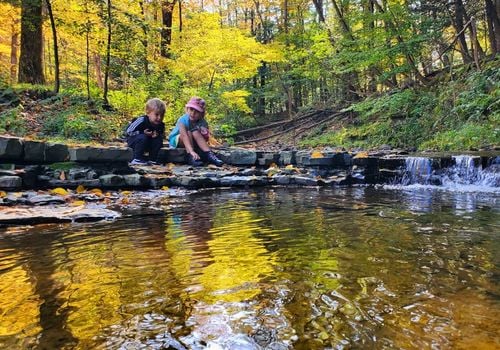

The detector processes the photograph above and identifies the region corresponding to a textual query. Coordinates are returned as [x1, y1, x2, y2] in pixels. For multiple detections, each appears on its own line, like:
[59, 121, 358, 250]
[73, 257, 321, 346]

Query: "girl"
[168, 97, 223, 167]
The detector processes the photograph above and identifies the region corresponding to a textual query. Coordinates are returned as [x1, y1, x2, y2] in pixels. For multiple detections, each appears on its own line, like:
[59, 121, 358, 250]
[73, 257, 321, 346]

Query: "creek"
[0, 181, 498, 349]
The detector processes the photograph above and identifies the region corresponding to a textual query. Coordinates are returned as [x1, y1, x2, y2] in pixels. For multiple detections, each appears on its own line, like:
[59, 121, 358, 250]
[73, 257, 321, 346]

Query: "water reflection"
[0, 188, 498, 349]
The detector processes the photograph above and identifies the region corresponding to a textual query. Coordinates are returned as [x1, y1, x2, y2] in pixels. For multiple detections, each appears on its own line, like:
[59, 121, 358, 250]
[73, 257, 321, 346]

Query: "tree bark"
[10, 18, 19, 84]
[103, 0, 112, 106]
[485, 0, 500, 54]
[161, 0, 176, 58]
[454, 0, 472, 63]
[19, 0, 45, 84]
[45, 0, 60, 93]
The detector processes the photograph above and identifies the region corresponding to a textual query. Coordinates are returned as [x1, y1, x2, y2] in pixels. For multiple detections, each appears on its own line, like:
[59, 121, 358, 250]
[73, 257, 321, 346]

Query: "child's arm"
[179, 123, 200, 160]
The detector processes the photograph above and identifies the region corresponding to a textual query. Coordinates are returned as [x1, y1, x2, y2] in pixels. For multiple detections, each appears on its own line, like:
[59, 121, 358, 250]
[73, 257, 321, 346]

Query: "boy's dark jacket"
[125, 115, 165, 138]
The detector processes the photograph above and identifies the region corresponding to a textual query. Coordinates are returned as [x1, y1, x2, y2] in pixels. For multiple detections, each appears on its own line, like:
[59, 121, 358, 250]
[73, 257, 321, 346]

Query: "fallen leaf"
[59, 171, 66, 180]
[121, 190, 132, 196]
[354, 152, 368, 159]
[51, 187, 69, 195]
[161, 186, 169, 190]
[70, 200, 86, 206]
[285, 164, 294, 169]
[311, 151, 323, 158]
[76, 185, 86, 193]
[90, 188, 103, 196]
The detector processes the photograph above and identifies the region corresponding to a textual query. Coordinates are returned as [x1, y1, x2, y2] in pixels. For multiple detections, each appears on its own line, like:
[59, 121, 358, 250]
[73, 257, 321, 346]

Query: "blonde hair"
[145, 98, 166, 117]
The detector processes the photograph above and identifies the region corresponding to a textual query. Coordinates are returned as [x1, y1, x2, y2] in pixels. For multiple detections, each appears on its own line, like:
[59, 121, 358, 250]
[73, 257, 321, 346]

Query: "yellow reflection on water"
[0, 264, 41, 339]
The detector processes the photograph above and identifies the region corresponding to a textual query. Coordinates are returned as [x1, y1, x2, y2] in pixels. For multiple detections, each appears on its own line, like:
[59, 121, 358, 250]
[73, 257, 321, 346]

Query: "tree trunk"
[161, 0, 176, 58]
[454, 0, 472, 63]
[19, 0, 44, 84]
[94, 53, 103, 89]
[103, 0, 112, 106]
[485, 0, 500, 54]
[45, 0, 60, 93]
[10, 18, 19, 84]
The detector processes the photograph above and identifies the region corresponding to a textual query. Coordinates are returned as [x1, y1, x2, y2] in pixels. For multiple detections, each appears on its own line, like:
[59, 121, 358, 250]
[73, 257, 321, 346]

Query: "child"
[168, 97, 224, 167]
[126, 98, 166, 165]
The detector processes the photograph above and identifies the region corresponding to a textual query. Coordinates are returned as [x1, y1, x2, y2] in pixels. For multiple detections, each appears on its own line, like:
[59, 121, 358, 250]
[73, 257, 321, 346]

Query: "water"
[395, 155, 500, 193]
[0, 187, 498, 349]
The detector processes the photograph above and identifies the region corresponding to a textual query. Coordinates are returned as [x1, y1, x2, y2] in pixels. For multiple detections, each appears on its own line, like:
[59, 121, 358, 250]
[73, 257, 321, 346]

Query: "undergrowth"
[301, 60, 500, 151]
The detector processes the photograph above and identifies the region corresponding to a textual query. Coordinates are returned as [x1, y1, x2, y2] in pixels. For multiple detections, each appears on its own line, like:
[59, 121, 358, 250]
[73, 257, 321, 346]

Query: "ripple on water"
[0, 188, 498, 349]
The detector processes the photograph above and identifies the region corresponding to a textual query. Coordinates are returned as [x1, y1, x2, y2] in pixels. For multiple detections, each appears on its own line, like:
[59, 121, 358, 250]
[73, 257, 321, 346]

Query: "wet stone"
[48, 179, 101, 188]
[27, 194, 66, 205]
[99, 174, 125, 187]
[274, 175, 291, 185]
[0, 175, 22, 190]
[293, 176, 319, 186]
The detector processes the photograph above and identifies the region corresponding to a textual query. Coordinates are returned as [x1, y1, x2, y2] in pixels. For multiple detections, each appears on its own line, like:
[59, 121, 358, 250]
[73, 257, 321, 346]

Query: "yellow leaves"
[171, 13, 283, 88]
[51, 187, 69, 196]
[220, 90, 252, 114]
[120, 190, 132, 196]
[161, 186, 169, 191]
[311, 151, 324, 158]
[354, 151, 369, 158]
[70, 200, 86, 207]
[76, 185, 86, 193]
[0, 191, 6, 198]
[90, 188, 103, 196]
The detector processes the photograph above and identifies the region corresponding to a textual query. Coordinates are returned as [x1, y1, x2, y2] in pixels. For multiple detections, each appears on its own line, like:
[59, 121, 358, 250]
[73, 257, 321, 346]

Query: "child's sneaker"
[186, 154, 204, 167]
[130, 158, 149, 165]
[205, 151, 224, 167]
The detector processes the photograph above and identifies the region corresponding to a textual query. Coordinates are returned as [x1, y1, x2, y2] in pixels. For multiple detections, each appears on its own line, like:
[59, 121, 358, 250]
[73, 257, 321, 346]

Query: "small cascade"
[396, 155, 499, 190]
[441, 155, 499, 187]
[401, 157, 433, 185]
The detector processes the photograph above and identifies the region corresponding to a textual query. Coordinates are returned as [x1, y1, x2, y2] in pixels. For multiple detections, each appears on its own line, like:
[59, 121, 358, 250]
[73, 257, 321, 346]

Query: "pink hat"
[186, 97, 206, 113]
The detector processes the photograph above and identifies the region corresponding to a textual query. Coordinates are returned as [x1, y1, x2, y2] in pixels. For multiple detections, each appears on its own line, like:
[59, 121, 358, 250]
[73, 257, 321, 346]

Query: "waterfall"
[441, 155, 499, 187]
[401, 157, 433, 185]
[396, 155, 499, 190]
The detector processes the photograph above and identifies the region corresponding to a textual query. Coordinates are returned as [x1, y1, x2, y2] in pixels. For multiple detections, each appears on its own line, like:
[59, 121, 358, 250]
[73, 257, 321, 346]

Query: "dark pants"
[127, 134, 163, 161]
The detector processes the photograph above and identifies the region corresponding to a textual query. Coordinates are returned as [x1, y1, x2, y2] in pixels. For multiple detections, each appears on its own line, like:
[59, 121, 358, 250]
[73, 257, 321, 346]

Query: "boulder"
[0, 175, 22, 190]
[279, 151, 296, 165]
[24, 140, 46, 163]
[216, 148, 257, 166]
[0, 136, 23, 160]
[69, 146, 132, 163]
[46, 143, 69, 162]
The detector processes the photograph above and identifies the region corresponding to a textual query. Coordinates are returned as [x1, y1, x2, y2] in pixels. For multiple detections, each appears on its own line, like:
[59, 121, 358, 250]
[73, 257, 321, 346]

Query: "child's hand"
[190, 151, 200, 160]
[144, 129, 153, 137]
[151, 130, 159, 138]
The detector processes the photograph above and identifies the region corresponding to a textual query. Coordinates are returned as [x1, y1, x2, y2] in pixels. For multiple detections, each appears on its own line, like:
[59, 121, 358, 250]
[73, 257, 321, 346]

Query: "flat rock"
[0, 206, 121, 225]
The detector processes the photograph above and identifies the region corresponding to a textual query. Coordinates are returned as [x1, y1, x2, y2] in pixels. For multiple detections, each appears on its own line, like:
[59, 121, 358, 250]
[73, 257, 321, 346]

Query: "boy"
[126, 98, 166, 165]
[168, 97, 223, 167]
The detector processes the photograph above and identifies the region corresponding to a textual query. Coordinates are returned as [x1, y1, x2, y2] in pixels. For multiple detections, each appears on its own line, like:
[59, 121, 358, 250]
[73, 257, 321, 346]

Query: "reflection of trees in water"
[0, 228, 78, 349]
[0, 188, 497, 349]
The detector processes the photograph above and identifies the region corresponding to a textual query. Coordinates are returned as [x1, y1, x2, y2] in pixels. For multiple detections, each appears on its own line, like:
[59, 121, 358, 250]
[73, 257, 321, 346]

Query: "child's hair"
[145, 98, 166, 117]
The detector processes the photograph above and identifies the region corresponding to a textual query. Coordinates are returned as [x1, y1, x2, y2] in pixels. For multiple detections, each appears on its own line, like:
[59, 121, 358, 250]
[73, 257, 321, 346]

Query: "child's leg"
[191, 130, 210, 152]
[149, 137, 163, 162]
[127, 134, 149, 160]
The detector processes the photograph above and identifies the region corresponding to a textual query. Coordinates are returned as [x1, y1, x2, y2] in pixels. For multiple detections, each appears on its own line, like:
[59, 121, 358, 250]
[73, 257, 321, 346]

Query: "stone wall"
[0, 136, 498, 191]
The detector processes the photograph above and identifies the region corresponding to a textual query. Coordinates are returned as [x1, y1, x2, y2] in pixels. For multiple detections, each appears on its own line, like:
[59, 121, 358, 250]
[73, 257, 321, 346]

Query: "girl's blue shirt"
[168, 114, 208, 147]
